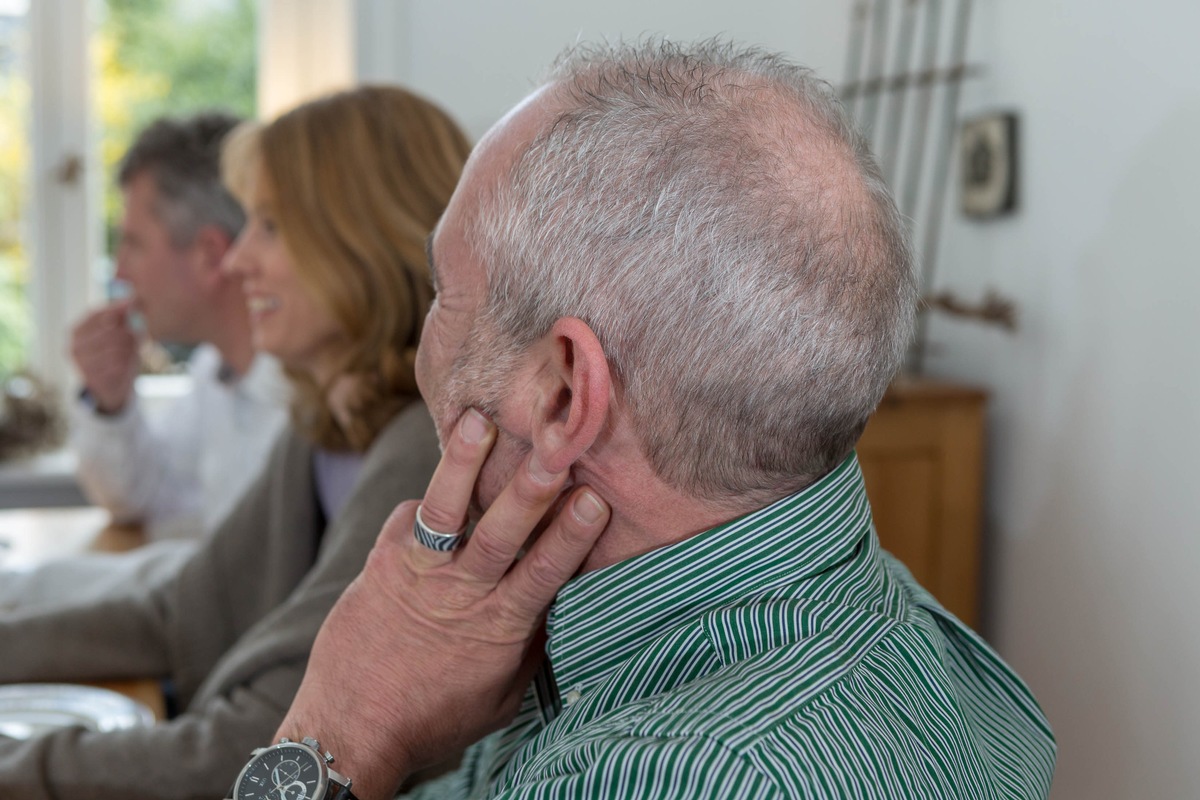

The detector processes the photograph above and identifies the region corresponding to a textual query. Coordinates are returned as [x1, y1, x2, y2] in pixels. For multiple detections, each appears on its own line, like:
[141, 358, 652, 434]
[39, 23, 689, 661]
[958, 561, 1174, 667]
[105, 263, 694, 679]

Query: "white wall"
[355, 0, 848, 139]
[357, 2, 1200, 796]
[931, 2, 1200, 797]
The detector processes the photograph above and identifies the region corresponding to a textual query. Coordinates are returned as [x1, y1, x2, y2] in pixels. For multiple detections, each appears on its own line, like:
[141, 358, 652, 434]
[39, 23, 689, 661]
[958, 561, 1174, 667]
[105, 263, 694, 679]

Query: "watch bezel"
[231, 739, 331, 800]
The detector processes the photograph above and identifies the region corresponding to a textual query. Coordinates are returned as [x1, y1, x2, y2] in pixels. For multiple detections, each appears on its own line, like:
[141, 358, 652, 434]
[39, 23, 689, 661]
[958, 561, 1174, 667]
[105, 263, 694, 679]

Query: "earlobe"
[530, 317, 610, 474]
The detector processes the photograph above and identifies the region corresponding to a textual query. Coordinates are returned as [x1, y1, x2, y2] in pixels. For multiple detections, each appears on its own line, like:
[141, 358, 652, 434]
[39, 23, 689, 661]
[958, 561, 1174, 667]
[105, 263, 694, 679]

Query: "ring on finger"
[413, 505, 467, 552]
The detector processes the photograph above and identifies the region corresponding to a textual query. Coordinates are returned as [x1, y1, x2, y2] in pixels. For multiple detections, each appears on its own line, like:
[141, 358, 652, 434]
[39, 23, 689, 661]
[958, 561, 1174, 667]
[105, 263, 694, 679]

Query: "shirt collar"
[237, 353, 291, 405]
[546, 453, 873, 700]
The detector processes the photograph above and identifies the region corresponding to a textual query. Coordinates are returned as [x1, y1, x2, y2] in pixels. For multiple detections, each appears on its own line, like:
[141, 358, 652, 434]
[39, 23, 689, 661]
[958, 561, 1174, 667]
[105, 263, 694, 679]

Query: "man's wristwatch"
[227, 736, 357, 800]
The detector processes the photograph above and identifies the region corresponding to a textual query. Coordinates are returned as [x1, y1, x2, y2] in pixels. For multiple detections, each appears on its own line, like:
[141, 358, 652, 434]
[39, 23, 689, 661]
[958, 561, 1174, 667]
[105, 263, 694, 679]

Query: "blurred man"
[70, 113, 288, 541]
[257, 41, 1056, 800]
[0, 114, 288, 612]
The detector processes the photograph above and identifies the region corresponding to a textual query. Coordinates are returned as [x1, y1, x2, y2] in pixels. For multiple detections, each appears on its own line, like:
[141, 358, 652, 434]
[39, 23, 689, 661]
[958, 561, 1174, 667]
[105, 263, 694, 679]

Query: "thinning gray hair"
[118, 111, 246, 247]
[469, 39, 916, 502]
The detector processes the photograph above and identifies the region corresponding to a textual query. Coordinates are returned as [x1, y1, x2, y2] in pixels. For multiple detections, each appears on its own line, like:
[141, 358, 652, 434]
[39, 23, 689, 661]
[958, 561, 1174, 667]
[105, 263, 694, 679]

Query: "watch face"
[234, 742, 326, 800]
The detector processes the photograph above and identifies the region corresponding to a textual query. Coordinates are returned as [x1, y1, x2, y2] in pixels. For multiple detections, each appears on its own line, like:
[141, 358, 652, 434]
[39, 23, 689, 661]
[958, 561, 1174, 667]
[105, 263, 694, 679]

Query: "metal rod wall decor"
[878, 0, 921, 181]
[898, 0, 944, 221]
[842, 1, 871, 119]
[839, 0, 994, 373]
[912, 0, 974, 374]
[858, 0, 892, 136]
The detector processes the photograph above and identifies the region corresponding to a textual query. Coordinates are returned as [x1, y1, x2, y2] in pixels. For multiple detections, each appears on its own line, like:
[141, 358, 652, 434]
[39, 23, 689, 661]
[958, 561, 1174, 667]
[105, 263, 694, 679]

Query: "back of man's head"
[469, 39, 916, 504]
[118, 111, 246, 247]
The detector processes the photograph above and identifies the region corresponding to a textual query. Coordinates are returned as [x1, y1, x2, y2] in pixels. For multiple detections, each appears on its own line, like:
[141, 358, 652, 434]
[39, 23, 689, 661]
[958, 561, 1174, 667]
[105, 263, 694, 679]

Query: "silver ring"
[413, 506, 466, 552]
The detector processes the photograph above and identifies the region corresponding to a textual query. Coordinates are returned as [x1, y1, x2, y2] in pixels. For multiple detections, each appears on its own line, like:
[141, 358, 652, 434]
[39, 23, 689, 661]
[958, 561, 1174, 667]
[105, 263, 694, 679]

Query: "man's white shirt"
[71, 344, 290, 541]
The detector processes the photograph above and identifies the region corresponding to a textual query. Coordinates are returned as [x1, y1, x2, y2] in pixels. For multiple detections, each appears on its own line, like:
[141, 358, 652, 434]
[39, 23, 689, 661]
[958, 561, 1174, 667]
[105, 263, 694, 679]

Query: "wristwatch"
[228, 736, 357, 800]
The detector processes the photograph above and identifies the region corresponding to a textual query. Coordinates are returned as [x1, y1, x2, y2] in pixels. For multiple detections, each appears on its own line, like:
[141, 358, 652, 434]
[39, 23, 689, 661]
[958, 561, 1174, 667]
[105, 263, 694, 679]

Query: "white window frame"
[27, 0, 98, 398]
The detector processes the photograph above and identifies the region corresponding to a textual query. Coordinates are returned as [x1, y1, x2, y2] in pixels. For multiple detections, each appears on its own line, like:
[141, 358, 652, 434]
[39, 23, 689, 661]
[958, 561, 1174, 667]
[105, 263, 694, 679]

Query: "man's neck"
[203, 294, 257, 379]
[209, 334, 255, 379]
[575, 450, 767, 574]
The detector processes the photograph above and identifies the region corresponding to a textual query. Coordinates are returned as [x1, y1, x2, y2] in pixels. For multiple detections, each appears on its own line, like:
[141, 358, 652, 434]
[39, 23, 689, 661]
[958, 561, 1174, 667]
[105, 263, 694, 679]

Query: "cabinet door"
[857, 386, 985, 628]
[857, 451, 938, 588]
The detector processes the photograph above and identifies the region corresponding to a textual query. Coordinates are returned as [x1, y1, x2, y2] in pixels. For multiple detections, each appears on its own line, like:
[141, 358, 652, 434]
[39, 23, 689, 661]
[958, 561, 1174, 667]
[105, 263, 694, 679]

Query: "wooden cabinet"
[856, 379, 986, 628]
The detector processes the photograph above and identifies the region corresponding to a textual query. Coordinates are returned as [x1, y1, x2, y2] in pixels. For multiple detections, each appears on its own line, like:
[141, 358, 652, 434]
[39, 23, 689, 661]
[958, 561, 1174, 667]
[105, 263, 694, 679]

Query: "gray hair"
[118, 112, 246, 247]
[470, 39, 916, 502]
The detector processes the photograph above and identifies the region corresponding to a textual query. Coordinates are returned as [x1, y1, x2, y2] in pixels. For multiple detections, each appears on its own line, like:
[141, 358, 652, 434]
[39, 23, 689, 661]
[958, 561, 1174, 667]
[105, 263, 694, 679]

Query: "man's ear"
[192, 225, 235, 287]
[528, 317, 611, 475]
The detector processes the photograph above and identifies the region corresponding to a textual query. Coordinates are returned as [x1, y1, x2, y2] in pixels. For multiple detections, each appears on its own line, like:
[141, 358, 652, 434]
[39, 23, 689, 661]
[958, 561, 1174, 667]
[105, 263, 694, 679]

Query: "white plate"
[0, 683, 155, 740]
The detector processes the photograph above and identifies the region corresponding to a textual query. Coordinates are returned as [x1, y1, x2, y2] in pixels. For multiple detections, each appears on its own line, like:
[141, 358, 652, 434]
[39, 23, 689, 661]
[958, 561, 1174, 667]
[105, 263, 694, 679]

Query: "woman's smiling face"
[222, 178, 346, 381]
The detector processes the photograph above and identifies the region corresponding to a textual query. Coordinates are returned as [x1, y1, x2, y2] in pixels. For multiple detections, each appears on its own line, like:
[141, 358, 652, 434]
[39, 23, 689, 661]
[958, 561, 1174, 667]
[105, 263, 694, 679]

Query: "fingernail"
[572, 490, 606, 524]
[528, 453, 560, 485]
[460, 409, 492, 444]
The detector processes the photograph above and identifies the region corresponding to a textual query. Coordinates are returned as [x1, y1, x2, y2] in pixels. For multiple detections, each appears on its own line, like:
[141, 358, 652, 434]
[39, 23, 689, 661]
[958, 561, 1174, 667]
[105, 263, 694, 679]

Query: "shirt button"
[564, 689, 582, 706]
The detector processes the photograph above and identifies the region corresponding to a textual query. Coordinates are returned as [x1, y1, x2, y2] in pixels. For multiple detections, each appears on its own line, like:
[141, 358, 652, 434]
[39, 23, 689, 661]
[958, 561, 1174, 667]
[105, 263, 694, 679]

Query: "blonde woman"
[0, 86, 471, 800]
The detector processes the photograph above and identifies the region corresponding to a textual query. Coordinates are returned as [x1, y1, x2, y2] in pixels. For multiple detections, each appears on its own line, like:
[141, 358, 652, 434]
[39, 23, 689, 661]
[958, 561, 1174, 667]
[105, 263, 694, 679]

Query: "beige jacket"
[0, 401, 439, 800]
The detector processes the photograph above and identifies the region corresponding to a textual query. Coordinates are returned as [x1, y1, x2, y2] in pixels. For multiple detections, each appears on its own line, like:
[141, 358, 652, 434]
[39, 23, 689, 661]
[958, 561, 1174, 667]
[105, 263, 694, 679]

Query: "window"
[0, 0, 256, 389]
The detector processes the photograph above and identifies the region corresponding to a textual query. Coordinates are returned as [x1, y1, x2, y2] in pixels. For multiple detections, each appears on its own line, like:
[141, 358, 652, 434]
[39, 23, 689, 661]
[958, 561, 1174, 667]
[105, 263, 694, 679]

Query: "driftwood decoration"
[923, 289, 1017, 332]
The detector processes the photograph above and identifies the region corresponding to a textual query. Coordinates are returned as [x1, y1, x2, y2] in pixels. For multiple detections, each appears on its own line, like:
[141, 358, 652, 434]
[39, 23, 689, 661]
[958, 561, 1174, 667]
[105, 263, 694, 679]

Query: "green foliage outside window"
[96, 0, 257, 251]
[0, 15, 31, 377]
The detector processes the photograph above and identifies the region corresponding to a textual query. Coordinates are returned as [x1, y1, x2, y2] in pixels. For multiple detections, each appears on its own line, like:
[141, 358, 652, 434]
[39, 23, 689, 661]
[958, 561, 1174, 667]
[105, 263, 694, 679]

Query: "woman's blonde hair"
[224, 85, 471, 450]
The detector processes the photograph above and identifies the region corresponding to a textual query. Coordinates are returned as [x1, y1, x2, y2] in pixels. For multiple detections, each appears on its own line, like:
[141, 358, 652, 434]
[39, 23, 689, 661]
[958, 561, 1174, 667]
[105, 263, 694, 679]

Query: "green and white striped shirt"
[406, 455, 1055, 799]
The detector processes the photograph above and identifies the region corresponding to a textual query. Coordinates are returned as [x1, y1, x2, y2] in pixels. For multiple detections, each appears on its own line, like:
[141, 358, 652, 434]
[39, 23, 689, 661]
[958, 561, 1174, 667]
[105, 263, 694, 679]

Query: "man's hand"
[275, 409, 610, 800]
[70, 300, 139, 415]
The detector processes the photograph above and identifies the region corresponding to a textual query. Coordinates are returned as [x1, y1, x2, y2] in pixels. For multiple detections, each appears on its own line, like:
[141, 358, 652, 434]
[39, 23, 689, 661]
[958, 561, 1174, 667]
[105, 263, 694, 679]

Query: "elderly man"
[250, 41, 1055, 800]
